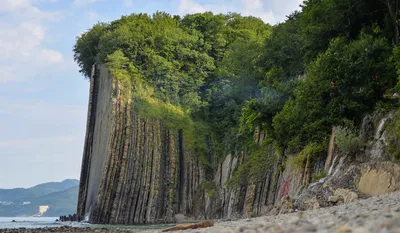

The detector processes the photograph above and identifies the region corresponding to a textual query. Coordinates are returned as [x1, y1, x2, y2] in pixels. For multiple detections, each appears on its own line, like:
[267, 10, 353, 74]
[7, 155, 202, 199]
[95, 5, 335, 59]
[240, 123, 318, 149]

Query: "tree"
[74, 8, 400, 176]
[381, 0, 400, 45]
[299, 0, 389, 60]
[273, 33, 396, 152]
[73, 23, 108, 77]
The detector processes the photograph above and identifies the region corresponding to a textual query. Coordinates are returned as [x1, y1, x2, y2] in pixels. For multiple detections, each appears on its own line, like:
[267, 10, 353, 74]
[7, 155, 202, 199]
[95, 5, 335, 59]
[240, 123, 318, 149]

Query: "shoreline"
[4, 192, 400, 232]
[0, 226, 159, 233]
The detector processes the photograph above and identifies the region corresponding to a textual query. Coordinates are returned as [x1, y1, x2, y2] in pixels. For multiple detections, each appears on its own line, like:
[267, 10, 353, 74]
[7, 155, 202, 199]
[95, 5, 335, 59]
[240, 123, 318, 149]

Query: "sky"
[0, 0, 302, 189]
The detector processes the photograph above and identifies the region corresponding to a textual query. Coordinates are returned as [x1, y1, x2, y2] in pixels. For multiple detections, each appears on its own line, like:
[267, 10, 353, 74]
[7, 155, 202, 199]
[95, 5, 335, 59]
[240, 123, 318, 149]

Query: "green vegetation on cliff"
[74, 0, 400, 185]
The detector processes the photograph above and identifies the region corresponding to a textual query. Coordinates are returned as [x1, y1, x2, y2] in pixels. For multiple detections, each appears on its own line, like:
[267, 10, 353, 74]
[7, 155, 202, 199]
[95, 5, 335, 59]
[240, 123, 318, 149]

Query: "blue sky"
[0, 0, 302, 189]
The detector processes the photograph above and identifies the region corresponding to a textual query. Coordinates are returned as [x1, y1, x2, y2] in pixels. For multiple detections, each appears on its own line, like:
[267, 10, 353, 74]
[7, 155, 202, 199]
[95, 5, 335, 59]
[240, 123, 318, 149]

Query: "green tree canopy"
[74, 3, 400, 175]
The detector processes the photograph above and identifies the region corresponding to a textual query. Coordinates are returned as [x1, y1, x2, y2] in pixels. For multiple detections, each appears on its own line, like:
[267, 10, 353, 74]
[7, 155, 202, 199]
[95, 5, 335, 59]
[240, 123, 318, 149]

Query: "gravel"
[5, 192, 400, 233]
[178, 191, 400, 233]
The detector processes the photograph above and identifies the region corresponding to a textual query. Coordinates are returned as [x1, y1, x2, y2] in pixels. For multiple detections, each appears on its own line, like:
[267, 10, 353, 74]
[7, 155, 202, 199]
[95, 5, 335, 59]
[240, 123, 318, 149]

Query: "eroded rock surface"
[77, 65, 400, 226]
[357, 162, 400, 196]
[175, 191, 400, 233]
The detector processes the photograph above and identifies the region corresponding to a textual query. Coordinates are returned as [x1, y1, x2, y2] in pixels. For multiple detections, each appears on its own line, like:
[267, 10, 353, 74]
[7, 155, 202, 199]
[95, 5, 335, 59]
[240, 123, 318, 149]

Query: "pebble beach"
[4, 192, 400, 233]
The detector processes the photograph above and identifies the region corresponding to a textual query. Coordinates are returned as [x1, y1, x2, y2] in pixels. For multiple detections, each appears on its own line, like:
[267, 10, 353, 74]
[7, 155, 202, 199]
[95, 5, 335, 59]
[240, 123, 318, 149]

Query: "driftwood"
[162, 221, 215, 232]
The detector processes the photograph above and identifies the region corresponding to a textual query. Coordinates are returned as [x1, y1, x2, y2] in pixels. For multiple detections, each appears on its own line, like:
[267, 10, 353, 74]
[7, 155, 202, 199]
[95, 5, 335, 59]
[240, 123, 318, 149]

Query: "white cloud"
[39, 49, 64, 63]
[0, 67, 19, 83]
[177, 0, 302, 24]
[0, 0, 60, 20]
[0, 0, 40, 12]
[123, 0, 133, 7]
[0, 0, 87, 190]
[0, 0, 64, 82]
[0, 23, 44, 60]
[179, 0, 207, 14]
[241, 0, 275, 23]
[73, 0, 102, 7]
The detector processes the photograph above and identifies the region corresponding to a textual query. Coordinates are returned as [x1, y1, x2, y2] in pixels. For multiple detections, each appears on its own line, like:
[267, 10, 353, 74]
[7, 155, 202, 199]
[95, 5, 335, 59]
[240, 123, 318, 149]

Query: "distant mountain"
[34, 186, 79, 217]
[0, 179, 79, 217]
[0, 179, 79, 202]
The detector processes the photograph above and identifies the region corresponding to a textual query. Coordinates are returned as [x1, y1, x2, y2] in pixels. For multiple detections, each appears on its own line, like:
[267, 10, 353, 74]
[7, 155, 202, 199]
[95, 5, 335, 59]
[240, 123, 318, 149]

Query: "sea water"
[0, 217, 63, 229]
[0, 217, 173, 230]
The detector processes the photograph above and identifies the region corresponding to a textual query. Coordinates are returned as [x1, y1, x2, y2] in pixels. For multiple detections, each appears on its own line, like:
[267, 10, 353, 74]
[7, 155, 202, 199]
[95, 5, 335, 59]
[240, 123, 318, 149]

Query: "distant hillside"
[0, 179, 79, 202]
[36, 186, 79, 217]
[0, 180, 79, 217]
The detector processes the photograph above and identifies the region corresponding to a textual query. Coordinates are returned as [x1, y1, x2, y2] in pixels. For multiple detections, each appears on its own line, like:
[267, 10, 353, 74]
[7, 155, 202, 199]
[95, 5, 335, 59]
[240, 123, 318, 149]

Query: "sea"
[0, 217, 173, 230]
[0, 217, 65, 229]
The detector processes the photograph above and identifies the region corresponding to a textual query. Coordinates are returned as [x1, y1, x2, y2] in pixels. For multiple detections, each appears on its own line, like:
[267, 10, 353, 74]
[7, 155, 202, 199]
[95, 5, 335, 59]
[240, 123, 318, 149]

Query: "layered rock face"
[77, 65, 206, 224]
[77, 65, 298, 224]
[293, 112, 400, 211]
[77, 65, 400, 225]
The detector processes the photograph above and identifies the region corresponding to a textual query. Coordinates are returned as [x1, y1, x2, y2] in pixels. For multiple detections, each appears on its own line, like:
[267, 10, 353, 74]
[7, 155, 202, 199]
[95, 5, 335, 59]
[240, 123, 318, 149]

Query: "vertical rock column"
[77, 64, 307, 224]
[77, 65, 204, 224]
[77, 65, 97, 220]
[77, 65, 113, 221]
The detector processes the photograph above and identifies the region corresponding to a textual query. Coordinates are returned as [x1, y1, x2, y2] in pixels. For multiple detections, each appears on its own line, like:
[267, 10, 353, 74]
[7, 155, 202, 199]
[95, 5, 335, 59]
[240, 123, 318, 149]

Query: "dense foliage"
[74, 0, 400, 180]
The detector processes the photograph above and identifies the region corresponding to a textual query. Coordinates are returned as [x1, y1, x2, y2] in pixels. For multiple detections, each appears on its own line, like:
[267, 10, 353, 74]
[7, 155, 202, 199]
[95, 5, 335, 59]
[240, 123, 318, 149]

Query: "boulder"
[357, 162, 400, 196]
[174, 214, 187, 223]
[279, 196, 294, 214]
[294, 182, 333, 210]
[304, 196, 320, 210]
[328, 196, 340, 203]
[334, 188, 358, 204]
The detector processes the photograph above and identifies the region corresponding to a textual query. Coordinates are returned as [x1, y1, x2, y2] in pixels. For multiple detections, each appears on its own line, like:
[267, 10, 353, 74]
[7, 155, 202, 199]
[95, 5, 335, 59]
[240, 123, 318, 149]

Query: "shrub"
[226, 140, 276, 187]
[288, 142, 325, 171]
[386, 110, 400, 162]
[199, 181, 217, 199]
[335, 126, 362, 156]
[312, 170, 326, 182]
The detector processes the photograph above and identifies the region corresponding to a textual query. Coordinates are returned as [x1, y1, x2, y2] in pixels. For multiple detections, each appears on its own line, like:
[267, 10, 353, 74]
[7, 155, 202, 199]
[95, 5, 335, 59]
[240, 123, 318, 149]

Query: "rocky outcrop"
[78, 65, 208, 224]
[77, 65, 295, 224]
[172, 191, 400, 233]
[293, 111, 400, 210]
[357, 162, 400, 196]
[77, 65, 400, 225]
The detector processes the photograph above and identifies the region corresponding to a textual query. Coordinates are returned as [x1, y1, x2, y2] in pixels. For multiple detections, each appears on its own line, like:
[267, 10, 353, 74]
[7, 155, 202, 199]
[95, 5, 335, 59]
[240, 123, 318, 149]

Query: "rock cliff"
[77, 65, 400, 225]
